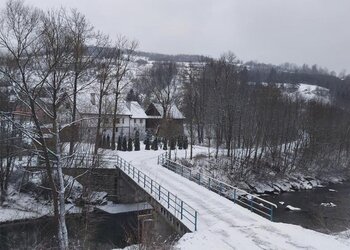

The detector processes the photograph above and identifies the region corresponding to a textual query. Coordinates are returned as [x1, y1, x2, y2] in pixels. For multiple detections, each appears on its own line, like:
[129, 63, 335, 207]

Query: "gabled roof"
[76, 90, 147, 119]
[128, 101, 148, 119]
[147, 103, 185, 119]
[76, 89, 132, 116]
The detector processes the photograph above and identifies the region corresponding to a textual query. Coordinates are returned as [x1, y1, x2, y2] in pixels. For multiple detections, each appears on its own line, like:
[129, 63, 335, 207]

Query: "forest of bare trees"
[182, 54, 350, 181]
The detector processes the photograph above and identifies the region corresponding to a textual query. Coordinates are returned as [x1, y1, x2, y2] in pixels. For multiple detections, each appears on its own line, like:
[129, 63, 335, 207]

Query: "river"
[0, 211, 139, 250]
[265, 181, 350, 234]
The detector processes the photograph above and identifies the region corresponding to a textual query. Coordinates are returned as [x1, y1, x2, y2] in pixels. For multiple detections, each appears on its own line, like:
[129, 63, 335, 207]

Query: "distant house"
[145, 103, 185, 136]
[76, 92, 148, 141]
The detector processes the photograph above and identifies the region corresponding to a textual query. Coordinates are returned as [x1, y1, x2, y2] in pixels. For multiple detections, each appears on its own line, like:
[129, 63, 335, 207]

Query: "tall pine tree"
[122, 137, 127, 151]
[128, 138, 133, 151]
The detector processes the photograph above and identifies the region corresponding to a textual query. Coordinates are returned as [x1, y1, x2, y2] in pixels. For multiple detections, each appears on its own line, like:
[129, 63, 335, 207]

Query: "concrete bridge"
[24, 151, 350, 250]
[25, 154, 197, 236]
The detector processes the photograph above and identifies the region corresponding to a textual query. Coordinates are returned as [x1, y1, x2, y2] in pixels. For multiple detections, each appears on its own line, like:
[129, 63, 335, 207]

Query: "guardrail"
[115, 154, 198, 232]
[158, 152, 276, 221]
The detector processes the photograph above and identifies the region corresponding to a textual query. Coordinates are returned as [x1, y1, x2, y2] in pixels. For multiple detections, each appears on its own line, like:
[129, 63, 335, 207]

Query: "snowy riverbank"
[0, 189, 81, 224]
[247, 174, 346, 194]
[172, 147, 348, 195]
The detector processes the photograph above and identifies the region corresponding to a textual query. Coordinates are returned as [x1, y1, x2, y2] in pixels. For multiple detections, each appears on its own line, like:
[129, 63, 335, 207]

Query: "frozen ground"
[103, 147, 350, 250]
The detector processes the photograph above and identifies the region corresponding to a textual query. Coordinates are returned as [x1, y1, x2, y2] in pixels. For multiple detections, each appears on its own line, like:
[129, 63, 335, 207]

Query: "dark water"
[265, 181, 350, 234]
[0, 211, 139, 250]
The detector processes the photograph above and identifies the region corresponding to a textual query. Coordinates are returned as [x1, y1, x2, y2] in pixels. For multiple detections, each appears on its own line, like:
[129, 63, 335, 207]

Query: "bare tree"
[93, 44, 115, 154]
[143, 62, 178, 121]
[0, 2, 76, 248]
[182, 63, 203, 159]
[0, 74, 16, 203]
[110, 36, 138, 150]
[65, 9, 106, 155]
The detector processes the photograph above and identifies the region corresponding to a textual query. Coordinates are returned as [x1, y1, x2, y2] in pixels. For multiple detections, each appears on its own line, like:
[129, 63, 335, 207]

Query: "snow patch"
[286, 205, 302, 211]
[320, 202, 337, 208]
[96, 202, 152, 214]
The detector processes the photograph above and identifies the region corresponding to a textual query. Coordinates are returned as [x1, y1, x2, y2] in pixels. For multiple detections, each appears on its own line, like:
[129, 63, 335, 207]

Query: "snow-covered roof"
[152, 103, 185, 119]
[76, 89, 132, 116]
[128, 101, 148, 119]
[76, 90, 147, 119]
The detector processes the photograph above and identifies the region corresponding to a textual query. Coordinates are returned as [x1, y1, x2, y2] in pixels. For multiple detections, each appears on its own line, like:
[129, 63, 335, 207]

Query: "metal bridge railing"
[157, 152, 277, 221]
[115, 154, 198, 232]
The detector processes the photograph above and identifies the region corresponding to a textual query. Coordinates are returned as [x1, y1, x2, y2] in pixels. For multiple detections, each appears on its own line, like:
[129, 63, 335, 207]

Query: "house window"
[122, 118, 125, 124]
[134, 119, 137, 124]
[116, 118, 120, 124]
[116, 127, 118, 132]
[140, 119, 143, 124]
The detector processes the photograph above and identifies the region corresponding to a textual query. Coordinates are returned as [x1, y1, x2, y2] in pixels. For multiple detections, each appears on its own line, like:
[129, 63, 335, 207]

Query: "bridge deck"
[110, 148, 350, 250]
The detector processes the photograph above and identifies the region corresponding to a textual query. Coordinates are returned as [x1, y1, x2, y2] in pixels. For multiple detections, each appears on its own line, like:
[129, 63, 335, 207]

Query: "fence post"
[270, 207, 273, 221]
[233, 189, 236, 203]
[250, 197, 253, 211]
[208, 178, 211, 189]
[181, 166, 184, 176]
[181, 201, 183, 220]
[138, 170, 140, 183]
[198, 173, 201, 185]
[195, 211, 198, 231]
[144, 175, 146, 188]
[151, 180, 153, 194]
[133, 167, 135, 179]
[159, 185, 161, 200]
[167, 191, 170, 209]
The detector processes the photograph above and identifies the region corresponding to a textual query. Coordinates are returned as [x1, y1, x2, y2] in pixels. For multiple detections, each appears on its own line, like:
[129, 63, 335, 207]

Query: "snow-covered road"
[106, 148, 350, 250]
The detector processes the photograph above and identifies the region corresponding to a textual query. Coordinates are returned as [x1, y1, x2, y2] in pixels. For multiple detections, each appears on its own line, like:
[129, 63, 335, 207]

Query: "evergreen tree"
[178, 136, 183, 150]
[152, 138, 158, 150]
[122, 137, 127, 151]
[134, 134, 140, 151]
[117, 136, 122, 151]
[126, 88, 140, 102]
[145, 138, 150, 150]
[163, 138, 168, 150]
[183, 136, 189, 150]
[128, 138, 133, 151]
[170, 137, 176, 150]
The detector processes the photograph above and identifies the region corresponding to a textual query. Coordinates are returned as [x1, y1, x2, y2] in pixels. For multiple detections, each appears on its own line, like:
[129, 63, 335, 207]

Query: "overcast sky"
[1, 0, 349, 73]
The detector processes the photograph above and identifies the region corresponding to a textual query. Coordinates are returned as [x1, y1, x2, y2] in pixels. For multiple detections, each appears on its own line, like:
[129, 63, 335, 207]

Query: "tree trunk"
[111, 91, 119, 150]
[69, 72, 79, 155]
[94, 89, 104, 155]
[54, 119, 69, 250]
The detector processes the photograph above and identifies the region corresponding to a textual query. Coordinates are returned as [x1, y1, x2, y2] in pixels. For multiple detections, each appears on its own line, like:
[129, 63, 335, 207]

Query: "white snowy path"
[106, 148, 350, 250]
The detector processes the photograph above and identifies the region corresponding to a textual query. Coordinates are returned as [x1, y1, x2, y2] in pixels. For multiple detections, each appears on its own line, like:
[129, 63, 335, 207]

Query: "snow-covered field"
[280, 83, 330, 103]
[105, 147, 350, 250]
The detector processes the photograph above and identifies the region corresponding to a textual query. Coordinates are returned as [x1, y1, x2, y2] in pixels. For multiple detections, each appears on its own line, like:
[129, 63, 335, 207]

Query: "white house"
[76, 91, 148, 141]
